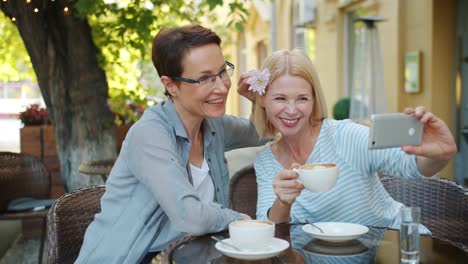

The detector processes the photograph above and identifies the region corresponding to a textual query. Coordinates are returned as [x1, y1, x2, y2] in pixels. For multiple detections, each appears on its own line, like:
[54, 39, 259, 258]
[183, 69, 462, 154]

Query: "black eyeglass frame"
[172, 61, 235, 86]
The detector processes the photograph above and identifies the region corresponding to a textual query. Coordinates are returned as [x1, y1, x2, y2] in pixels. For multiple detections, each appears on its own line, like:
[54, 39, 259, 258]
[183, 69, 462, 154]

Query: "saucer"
[304, 239, 369, 256]
[302, 222, 369, 242]
[214, 237, 289, 260]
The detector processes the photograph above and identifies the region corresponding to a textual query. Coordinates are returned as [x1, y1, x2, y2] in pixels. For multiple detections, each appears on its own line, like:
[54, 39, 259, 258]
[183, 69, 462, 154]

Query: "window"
[293, 0, 316, 60]
[294, 28, 316, 60]
[0, 82, 43, 115]
[0, 82, 41, 99]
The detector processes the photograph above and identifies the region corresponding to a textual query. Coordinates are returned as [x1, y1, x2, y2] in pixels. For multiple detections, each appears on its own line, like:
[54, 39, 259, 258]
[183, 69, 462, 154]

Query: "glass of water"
[399, 207, 421, 264]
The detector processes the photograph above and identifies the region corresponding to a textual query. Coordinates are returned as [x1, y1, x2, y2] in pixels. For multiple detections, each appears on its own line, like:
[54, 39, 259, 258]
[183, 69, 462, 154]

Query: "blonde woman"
[239, 49, 456, 229]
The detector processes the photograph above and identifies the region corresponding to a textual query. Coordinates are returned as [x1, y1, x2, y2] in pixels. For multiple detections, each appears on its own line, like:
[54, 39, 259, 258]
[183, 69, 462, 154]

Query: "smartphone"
[368, 113, 423, 149]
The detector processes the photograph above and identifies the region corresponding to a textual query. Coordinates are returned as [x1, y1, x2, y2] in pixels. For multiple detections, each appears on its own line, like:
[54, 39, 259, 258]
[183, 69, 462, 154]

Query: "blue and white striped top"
[255, 118, 427, 231]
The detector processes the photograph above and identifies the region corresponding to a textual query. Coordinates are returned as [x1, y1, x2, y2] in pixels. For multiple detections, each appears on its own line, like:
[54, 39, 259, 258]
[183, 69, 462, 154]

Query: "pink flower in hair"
[247, 69, 270, 96]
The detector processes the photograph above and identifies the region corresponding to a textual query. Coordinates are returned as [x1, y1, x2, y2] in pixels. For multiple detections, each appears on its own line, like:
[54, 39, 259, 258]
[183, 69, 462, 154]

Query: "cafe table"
[158, 223, 468, 263]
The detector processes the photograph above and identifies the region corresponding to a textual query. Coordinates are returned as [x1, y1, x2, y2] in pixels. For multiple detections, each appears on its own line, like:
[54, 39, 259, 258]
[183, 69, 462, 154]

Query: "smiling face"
[261, 74, 314, 138]
[170, 43, 231, 121]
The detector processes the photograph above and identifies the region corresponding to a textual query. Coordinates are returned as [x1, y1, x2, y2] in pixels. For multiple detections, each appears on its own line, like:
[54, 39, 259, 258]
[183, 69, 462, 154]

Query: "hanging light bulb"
[12, 17, 16, 21]
[26, 0, 31, 3]
[34, 8, 39, 12]
[64, 6, 69, 13]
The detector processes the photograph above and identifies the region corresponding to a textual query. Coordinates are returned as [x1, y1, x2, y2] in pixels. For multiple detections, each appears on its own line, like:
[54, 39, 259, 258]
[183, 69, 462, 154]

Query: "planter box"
[20, 124, 131, 197]
[20, 125, 63, 198]
[116, 124, 131, 153]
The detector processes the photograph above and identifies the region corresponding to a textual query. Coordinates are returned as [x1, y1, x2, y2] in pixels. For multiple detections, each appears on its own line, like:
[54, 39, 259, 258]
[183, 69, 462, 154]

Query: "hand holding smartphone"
[368, 113, 423, 149]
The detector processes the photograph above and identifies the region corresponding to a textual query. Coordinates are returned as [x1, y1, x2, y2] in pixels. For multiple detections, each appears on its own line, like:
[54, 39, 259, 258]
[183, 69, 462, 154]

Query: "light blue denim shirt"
[75, 99, 262, 263]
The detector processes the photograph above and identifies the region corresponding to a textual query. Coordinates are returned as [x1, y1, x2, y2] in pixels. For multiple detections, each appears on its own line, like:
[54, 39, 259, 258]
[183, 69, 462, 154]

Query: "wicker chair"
[0, 151, 52, 264]
[47, 185, 105, 264]
[229, 164, 257, 219]
[380, 175, 468, 251]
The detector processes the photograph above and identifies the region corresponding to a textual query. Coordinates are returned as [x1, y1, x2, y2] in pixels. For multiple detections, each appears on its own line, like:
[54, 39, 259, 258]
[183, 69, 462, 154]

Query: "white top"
[255, 118, 429, 233]
[190, 157, 215, 203]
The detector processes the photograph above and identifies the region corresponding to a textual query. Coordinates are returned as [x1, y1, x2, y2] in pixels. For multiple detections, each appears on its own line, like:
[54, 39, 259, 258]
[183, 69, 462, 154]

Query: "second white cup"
[228, 219, 275, 252]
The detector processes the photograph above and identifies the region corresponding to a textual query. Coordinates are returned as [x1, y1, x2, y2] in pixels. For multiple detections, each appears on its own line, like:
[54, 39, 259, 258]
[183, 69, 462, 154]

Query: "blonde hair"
[251, 49, 328, 138]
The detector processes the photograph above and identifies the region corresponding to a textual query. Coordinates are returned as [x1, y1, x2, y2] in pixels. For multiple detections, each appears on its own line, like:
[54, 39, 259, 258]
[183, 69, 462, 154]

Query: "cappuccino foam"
[231, 220, 273, 228]
[301, 163, 336, 170]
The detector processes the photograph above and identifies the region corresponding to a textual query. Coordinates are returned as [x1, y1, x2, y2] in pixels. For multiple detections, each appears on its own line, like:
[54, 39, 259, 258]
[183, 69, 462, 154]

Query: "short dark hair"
[152, 25, 222, 96]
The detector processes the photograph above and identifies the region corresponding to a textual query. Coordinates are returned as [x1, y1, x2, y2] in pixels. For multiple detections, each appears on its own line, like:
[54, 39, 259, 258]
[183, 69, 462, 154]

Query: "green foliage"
[1, 0, 249, 124]
[227, 1, 248, 32]
[206, 0, 224, 9]
[332, 97, 350, 120]
[0, 12, 36, 82]
[74, 0, 248, 67]
[108, 89, 154, 126]
[73, 0, 249, 125]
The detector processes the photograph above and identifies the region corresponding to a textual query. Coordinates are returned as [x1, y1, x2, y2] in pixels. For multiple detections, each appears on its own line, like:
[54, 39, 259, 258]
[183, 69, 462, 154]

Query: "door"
[454, 0, 468, 185]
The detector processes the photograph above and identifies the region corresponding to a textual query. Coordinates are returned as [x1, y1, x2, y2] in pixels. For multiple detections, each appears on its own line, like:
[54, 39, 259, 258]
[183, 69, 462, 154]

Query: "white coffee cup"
[292, 163, 339, 192]
[229, 220, 275, 251]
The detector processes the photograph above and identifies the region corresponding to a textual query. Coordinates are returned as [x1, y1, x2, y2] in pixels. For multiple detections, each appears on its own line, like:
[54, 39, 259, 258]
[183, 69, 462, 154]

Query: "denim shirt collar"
[161, 99, 216, 147]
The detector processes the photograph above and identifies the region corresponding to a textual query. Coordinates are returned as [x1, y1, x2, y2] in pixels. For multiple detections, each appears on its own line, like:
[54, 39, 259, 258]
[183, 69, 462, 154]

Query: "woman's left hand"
[237, 70, 256, 102]
[401, 106, 457, 161]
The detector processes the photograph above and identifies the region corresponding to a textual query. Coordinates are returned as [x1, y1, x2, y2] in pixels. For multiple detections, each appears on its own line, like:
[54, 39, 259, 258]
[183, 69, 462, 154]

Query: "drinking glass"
[399, 207, 421, 264]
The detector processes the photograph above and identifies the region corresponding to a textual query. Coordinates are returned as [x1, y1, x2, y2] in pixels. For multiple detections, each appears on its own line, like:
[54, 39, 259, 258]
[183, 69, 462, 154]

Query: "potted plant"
[108, 91, 156, 152]
[18, 103, 56, 159]
[18, 103, 63, 197]
[332, 97, 350, 120]
[19, 103, 51, 126]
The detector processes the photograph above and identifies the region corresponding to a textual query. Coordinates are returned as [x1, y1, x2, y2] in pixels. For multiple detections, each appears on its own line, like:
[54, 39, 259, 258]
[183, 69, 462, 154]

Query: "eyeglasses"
[172, 61, 235, 88]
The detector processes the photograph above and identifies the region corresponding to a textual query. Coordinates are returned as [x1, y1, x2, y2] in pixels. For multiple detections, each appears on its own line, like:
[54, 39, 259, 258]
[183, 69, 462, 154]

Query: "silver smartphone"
[368, 113, 423, 149]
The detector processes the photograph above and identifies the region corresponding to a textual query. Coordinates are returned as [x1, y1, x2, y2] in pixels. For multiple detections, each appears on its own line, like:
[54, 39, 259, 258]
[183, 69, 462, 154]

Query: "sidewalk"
[0, 118, 21, 153]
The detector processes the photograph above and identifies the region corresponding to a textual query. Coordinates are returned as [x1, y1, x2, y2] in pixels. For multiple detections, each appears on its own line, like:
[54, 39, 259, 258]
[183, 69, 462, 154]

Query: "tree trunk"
[1, 0, 116, 191]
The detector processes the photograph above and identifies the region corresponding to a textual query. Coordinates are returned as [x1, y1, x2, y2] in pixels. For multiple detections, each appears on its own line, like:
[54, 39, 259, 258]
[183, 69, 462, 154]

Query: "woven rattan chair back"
[0, 151, 51, 211]
[380, 175, 468, 251]
[229, 164, 257, 219]
[0, 151, 51, 264]
[47, 185, 105, 264]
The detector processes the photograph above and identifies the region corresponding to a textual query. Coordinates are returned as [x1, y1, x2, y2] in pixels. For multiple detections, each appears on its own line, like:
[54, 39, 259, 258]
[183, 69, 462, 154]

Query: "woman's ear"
[160, 76, 178, 97]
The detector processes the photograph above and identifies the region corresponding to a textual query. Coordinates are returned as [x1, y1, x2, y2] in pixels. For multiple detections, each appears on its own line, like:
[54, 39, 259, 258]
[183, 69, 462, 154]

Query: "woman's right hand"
[237, 70, 256, 102]
[239, 213, 252, 220]
[273, 167, 304, 206]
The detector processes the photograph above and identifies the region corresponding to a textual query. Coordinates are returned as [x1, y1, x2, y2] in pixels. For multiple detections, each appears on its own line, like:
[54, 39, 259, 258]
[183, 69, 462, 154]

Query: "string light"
[3, 0, 72, 16]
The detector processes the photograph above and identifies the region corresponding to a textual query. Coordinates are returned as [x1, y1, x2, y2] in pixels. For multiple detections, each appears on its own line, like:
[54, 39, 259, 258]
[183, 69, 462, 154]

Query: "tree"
[0, 0, 247, 191]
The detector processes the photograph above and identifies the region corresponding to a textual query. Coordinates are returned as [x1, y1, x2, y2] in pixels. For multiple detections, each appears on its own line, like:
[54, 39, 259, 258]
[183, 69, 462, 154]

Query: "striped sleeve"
[336, 120, 423, 180]
[254, 149, 277, 220]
